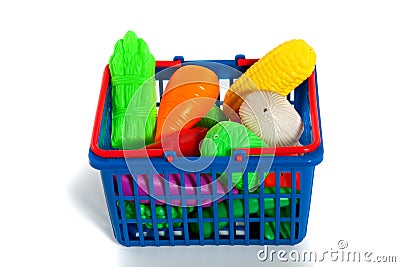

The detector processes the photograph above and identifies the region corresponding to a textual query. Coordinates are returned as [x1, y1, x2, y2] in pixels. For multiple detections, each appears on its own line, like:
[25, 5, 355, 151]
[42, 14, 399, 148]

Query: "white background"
[1, 0, 399, 266]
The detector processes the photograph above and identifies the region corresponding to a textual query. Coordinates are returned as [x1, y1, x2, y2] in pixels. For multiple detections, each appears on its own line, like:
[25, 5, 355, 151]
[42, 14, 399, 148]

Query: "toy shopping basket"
[89, 55, 324, 247]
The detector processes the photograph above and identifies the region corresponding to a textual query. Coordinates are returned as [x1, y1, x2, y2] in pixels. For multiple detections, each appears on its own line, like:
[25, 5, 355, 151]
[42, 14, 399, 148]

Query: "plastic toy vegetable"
[155, 65, 219, 142]
[262, 209, 292, 240]
[195, 104, 228, 129]
[190, 187, 292, 239]
[261, 206, 292, 240]
[239, 91, 304, 147]
[256, 187, 296, 240]
[145, 127, 208, 157]
[264, 172, 301, 191]
[120, 201, 194, 229]
[109, 31, 157, 149]
[190, 201, 231, 238]
[223, 39, 316, 119]
[116, 173, 239, 207]
[200, 121, 268, 190]
[200, 121, 267, 157]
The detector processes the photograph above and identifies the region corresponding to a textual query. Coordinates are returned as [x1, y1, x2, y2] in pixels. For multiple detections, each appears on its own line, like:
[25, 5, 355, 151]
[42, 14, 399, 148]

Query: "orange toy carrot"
[155, 65, 219, 142]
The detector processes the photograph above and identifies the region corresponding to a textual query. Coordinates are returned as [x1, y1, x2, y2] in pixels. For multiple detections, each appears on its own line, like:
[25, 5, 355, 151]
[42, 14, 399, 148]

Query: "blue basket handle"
[173, 56, 185, 63]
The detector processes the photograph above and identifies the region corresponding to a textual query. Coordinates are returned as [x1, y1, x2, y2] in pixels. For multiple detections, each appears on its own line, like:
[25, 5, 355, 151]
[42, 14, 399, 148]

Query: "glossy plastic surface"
[155, 65, 219, 142]
[195, 104, 228, 129]
[145, 127, 208, 157]
[88, 56, 324, 247]
[116, 173, 239, 207]
[109, 31, 157, 149]
[199, 121, 268, 190]
[89, 59, 321, 158]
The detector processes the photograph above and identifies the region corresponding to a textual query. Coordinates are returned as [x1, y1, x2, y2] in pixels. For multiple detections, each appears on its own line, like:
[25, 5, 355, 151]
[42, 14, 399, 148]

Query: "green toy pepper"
[190, 202, 230, 238]
[200, 121, 269, 191]
[119, 201, 194, 229]
[195, 104, 228, 129]
[256, 187, 298, 240]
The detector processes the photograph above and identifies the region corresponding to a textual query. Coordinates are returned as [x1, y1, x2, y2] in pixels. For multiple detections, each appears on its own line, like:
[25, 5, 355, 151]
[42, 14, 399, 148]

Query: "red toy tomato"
[264, 172, 301, 191]
[146, 127, 208, 157]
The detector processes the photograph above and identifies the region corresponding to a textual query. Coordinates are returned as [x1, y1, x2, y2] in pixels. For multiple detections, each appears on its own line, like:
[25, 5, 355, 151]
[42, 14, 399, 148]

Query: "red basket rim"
[90, 60, 321, 158]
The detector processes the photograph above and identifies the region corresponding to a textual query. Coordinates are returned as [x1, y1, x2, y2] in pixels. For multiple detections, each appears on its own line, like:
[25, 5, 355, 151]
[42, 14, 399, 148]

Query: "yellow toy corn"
[223, 39, 316, 118]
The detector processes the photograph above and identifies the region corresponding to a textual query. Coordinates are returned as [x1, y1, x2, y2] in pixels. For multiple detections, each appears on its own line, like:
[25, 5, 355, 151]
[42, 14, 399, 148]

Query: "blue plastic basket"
[89, 56, 324, 247]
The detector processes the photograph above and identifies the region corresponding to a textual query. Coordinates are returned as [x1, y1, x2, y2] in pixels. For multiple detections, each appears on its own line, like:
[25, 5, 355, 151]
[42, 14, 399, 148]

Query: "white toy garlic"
[239, 91, 304, 147]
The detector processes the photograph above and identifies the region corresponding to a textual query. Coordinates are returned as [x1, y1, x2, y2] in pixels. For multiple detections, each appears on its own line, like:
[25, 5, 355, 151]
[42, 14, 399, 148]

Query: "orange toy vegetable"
[155, 65, 219, 142]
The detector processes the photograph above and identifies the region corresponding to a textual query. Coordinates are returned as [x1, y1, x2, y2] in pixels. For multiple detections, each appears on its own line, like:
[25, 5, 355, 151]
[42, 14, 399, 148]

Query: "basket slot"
[227, 170, 235, 245]
[210, 170, 219, 244]
[115, 173, 132, 245]
[161, 80, 169, 97]
[287, 90, 295, 103]
[295, 222, 300, 239]
[243, 171, 250, 245]
[179, 171, 190, 245]
[274, 169, 282, 245]
[163, 170, 175, 245]
[218, 79, 230, 105]
[258, 172, 266, 244]
[147, 172, 160, 245]
[155, 80, 161, 105]
[125, 173, 139, 245]
[98, 82, 113, 150]
[294, 77, 312, 146]
[195, 172, 205, 245]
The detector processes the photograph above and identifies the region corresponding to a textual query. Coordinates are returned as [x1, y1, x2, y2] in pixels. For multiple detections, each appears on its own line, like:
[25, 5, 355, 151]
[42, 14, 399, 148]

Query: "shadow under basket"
[89, 55, 324, 247]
